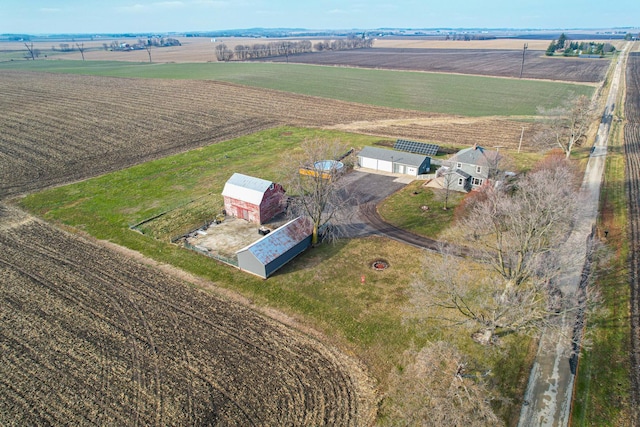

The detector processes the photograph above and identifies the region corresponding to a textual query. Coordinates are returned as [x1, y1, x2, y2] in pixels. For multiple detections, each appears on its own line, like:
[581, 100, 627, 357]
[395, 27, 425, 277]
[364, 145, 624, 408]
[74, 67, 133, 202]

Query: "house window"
[458, 177, 463, 186]
[476, 166, 482, 174]
[472, 178, 483, 186]
[456, 162, 462, 169]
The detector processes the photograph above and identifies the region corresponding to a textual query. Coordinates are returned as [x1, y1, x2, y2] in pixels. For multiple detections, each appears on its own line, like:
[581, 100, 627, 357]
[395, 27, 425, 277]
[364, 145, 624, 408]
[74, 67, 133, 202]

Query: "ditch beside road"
[517, 41, 630, 427]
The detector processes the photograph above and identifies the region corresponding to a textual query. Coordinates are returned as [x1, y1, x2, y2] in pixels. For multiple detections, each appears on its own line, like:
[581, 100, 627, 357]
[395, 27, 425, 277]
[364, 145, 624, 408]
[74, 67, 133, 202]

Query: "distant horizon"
[2, 26, 638, 38]
[2, 1, 638, 35]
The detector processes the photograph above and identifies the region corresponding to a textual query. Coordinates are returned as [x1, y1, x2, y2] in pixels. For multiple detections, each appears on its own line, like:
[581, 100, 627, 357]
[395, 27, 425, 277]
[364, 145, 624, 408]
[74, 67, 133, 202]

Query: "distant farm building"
[357, 146, 431, 176]
[236, 216, 313, 278]
[222, 173, 285, 224]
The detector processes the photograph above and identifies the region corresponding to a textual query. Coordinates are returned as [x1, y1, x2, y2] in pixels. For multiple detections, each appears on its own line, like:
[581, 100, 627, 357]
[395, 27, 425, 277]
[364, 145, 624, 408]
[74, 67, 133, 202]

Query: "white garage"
[357, 146, 431, 176]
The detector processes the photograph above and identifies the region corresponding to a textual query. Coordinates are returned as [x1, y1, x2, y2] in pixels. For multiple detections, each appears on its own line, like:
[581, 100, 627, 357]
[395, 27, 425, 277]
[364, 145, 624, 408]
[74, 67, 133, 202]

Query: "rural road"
[518, 42, 630, 427]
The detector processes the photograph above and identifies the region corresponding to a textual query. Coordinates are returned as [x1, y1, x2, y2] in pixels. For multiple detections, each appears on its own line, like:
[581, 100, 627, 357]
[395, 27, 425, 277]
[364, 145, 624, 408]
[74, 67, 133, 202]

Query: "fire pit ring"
[371, 259, 389, 271]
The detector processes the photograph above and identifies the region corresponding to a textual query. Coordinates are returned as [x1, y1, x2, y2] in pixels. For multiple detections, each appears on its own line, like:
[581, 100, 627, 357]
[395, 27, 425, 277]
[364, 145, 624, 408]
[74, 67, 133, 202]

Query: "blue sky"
[1, 1, 638, 34]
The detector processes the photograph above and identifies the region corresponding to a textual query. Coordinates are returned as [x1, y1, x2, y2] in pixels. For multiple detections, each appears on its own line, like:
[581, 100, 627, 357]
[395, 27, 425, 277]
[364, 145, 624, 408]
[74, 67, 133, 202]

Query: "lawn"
[0, 59, 593, 117]
[377, 180, 464, 238]
[19, 125, 533, 422]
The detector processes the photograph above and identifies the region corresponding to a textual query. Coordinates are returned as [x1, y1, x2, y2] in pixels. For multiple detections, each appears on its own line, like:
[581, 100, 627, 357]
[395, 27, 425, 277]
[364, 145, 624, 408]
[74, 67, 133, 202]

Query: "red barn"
[222, 173, 285, 224]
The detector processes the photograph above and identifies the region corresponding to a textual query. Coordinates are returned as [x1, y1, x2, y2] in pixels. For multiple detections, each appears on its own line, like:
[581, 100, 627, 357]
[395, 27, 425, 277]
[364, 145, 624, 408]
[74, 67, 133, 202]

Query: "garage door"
[360, 156, 378, 170]
[377, 160, 392, 173]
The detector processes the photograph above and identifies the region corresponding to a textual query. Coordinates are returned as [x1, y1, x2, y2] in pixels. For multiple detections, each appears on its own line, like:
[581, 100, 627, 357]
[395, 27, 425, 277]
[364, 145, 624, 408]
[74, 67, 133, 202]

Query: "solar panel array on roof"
[394, 139, 440, 156]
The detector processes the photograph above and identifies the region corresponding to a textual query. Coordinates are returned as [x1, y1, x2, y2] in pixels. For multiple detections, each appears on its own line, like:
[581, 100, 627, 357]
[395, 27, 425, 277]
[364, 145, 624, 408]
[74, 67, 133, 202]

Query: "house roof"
[453, 169, 472, 179]
[222, 173, 273, 205]
[236, 216, 312, 265]
[358, 146, 429, 167]
[450, 145, 499, 168]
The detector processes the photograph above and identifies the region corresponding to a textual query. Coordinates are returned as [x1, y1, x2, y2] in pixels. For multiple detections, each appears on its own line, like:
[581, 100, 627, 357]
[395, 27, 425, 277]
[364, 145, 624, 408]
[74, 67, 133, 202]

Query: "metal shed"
[236, 216, 313, 279]
[357, 146, 431, 176]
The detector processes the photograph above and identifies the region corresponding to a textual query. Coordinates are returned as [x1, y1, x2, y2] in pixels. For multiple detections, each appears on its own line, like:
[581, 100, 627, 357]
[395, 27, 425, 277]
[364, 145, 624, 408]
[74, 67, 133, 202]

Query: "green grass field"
[19, 125, 532, 422]
[378, 180, 464, 237]
[0, 59, 593, 117]
[571, 120, 632, 425]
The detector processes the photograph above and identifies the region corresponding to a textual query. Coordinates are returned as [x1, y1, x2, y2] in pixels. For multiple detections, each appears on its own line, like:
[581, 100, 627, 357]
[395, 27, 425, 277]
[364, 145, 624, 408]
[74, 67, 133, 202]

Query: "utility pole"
[24, 42, 35, 60]
[76, 42, 85, 61]
[519, 43, 528, 78]
[518, 127, 525, 153]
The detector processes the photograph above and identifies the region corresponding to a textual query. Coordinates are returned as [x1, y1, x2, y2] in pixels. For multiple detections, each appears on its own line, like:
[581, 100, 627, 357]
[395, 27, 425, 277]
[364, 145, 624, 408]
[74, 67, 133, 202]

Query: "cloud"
[328, 9, 348, 15]
[117, 3, 147, 13]
[191, 0, 228, 6]
[39, 8, 62, 13]
[155, 1, 185, 8]
[118, 1, 185, 13]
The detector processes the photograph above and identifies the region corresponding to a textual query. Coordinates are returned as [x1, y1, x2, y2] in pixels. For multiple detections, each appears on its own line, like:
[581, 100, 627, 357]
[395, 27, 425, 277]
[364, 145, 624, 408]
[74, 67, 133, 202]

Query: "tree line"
[545, 33, 616, 57]
[215, 35, 373, 62]
[103, 37, 181, 51]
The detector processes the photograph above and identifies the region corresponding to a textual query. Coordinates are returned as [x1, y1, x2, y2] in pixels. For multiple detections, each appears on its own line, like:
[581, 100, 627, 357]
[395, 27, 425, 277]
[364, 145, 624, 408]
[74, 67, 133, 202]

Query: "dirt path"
[518, 42, 630, 427]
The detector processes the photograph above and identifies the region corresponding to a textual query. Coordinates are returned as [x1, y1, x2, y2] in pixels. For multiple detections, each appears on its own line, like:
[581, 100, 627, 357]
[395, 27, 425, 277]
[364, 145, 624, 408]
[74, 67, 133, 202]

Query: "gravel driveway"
[334, 170, 407, 238]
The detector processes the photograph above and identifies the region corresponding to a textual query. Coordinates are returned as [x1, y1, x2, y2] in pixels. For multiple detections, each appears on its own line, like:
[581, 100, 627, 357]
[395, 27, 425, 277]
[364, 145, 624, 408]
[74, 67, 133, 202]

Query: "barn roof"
[236, 216, 312, 265]
[358, 146, 428, 167]
[222, 173, 274, 205]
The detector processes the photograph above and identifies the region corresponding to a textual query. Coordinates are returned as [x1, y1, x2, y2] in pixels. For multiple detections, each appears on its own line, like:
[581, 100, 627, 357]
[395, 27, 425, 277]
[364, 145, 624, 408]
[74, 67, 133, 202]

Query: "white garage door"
[360, 156, 378, 170]
[377, 160, 392, 173]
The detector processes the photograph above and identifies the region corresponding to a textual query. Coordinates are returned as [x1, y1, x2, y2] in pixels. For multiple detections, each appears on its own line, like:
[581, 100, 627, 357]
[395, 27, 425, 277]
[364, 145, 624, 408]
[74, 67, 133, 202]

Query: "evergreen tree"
[556, 33, 568, 50]
[545, 40, 556, 56]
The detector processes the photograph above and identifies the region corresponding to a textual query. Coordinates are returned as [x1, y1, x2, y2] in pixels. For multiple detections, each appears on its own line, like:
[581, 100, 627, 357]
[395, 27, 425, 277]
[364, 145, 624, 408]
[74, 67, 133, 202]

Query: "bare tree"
[76, 43, 85, 61]
[214, 43, 233, 62]
[144, 43, 152, 63]
[281, 138, 352, 245]
[382, 341, 503, 426]
[410, 161, 582, 344]
[536, 95, 594, 158]
[436, 167, 459, 210]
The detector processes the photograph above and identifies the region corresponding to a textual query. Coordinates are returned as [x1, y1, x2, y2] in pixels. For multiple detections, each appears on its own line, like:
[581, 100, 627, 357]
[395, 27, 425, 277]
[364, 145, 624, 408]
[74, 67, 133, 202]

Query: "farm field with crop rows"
[0, 70, 439, 198]
[624, 51, 640, 424]
[257, 47, 610, 82]
[0, 69, 582, 198]
[0, 60, 594, 116]
[0, 205, 374, 425]
[0, 45, 610, 425]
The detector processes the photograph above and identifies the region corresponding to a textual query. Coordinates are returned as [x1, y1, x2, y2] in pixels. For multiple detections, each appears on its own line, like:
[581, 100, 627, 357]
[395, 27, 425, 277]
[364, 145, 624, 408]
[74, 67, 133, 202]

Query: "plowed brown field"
[0, 70, 541, 199]
[624, 51, 640, 424]
[259, 48, 610, 83]
[0, 205, 374, 425]
[0, 41, 603, 426]
[0, 70, 440, 198]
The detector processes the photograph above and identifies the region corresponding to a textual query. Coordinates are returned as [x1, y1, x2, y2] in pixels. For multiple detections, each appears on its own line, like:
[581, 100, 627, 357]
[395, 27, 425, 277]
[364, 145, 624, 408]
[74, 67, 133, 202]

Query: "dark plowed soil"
[257, 48, 609, 83]
[0, 206, 375, 426]
[624, 52, 640, 425]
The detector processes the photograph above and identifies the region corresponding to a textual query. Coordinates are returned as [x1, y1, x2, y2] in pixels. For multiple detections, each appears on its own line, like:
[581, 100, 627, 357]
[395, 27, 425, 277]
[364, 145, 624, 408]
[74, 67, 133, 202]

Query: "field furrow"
[0, 71, 443, 198]
[624, 51, 640, 425]
[0, 206, 374, 425]
[261, 48, 610, 83]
